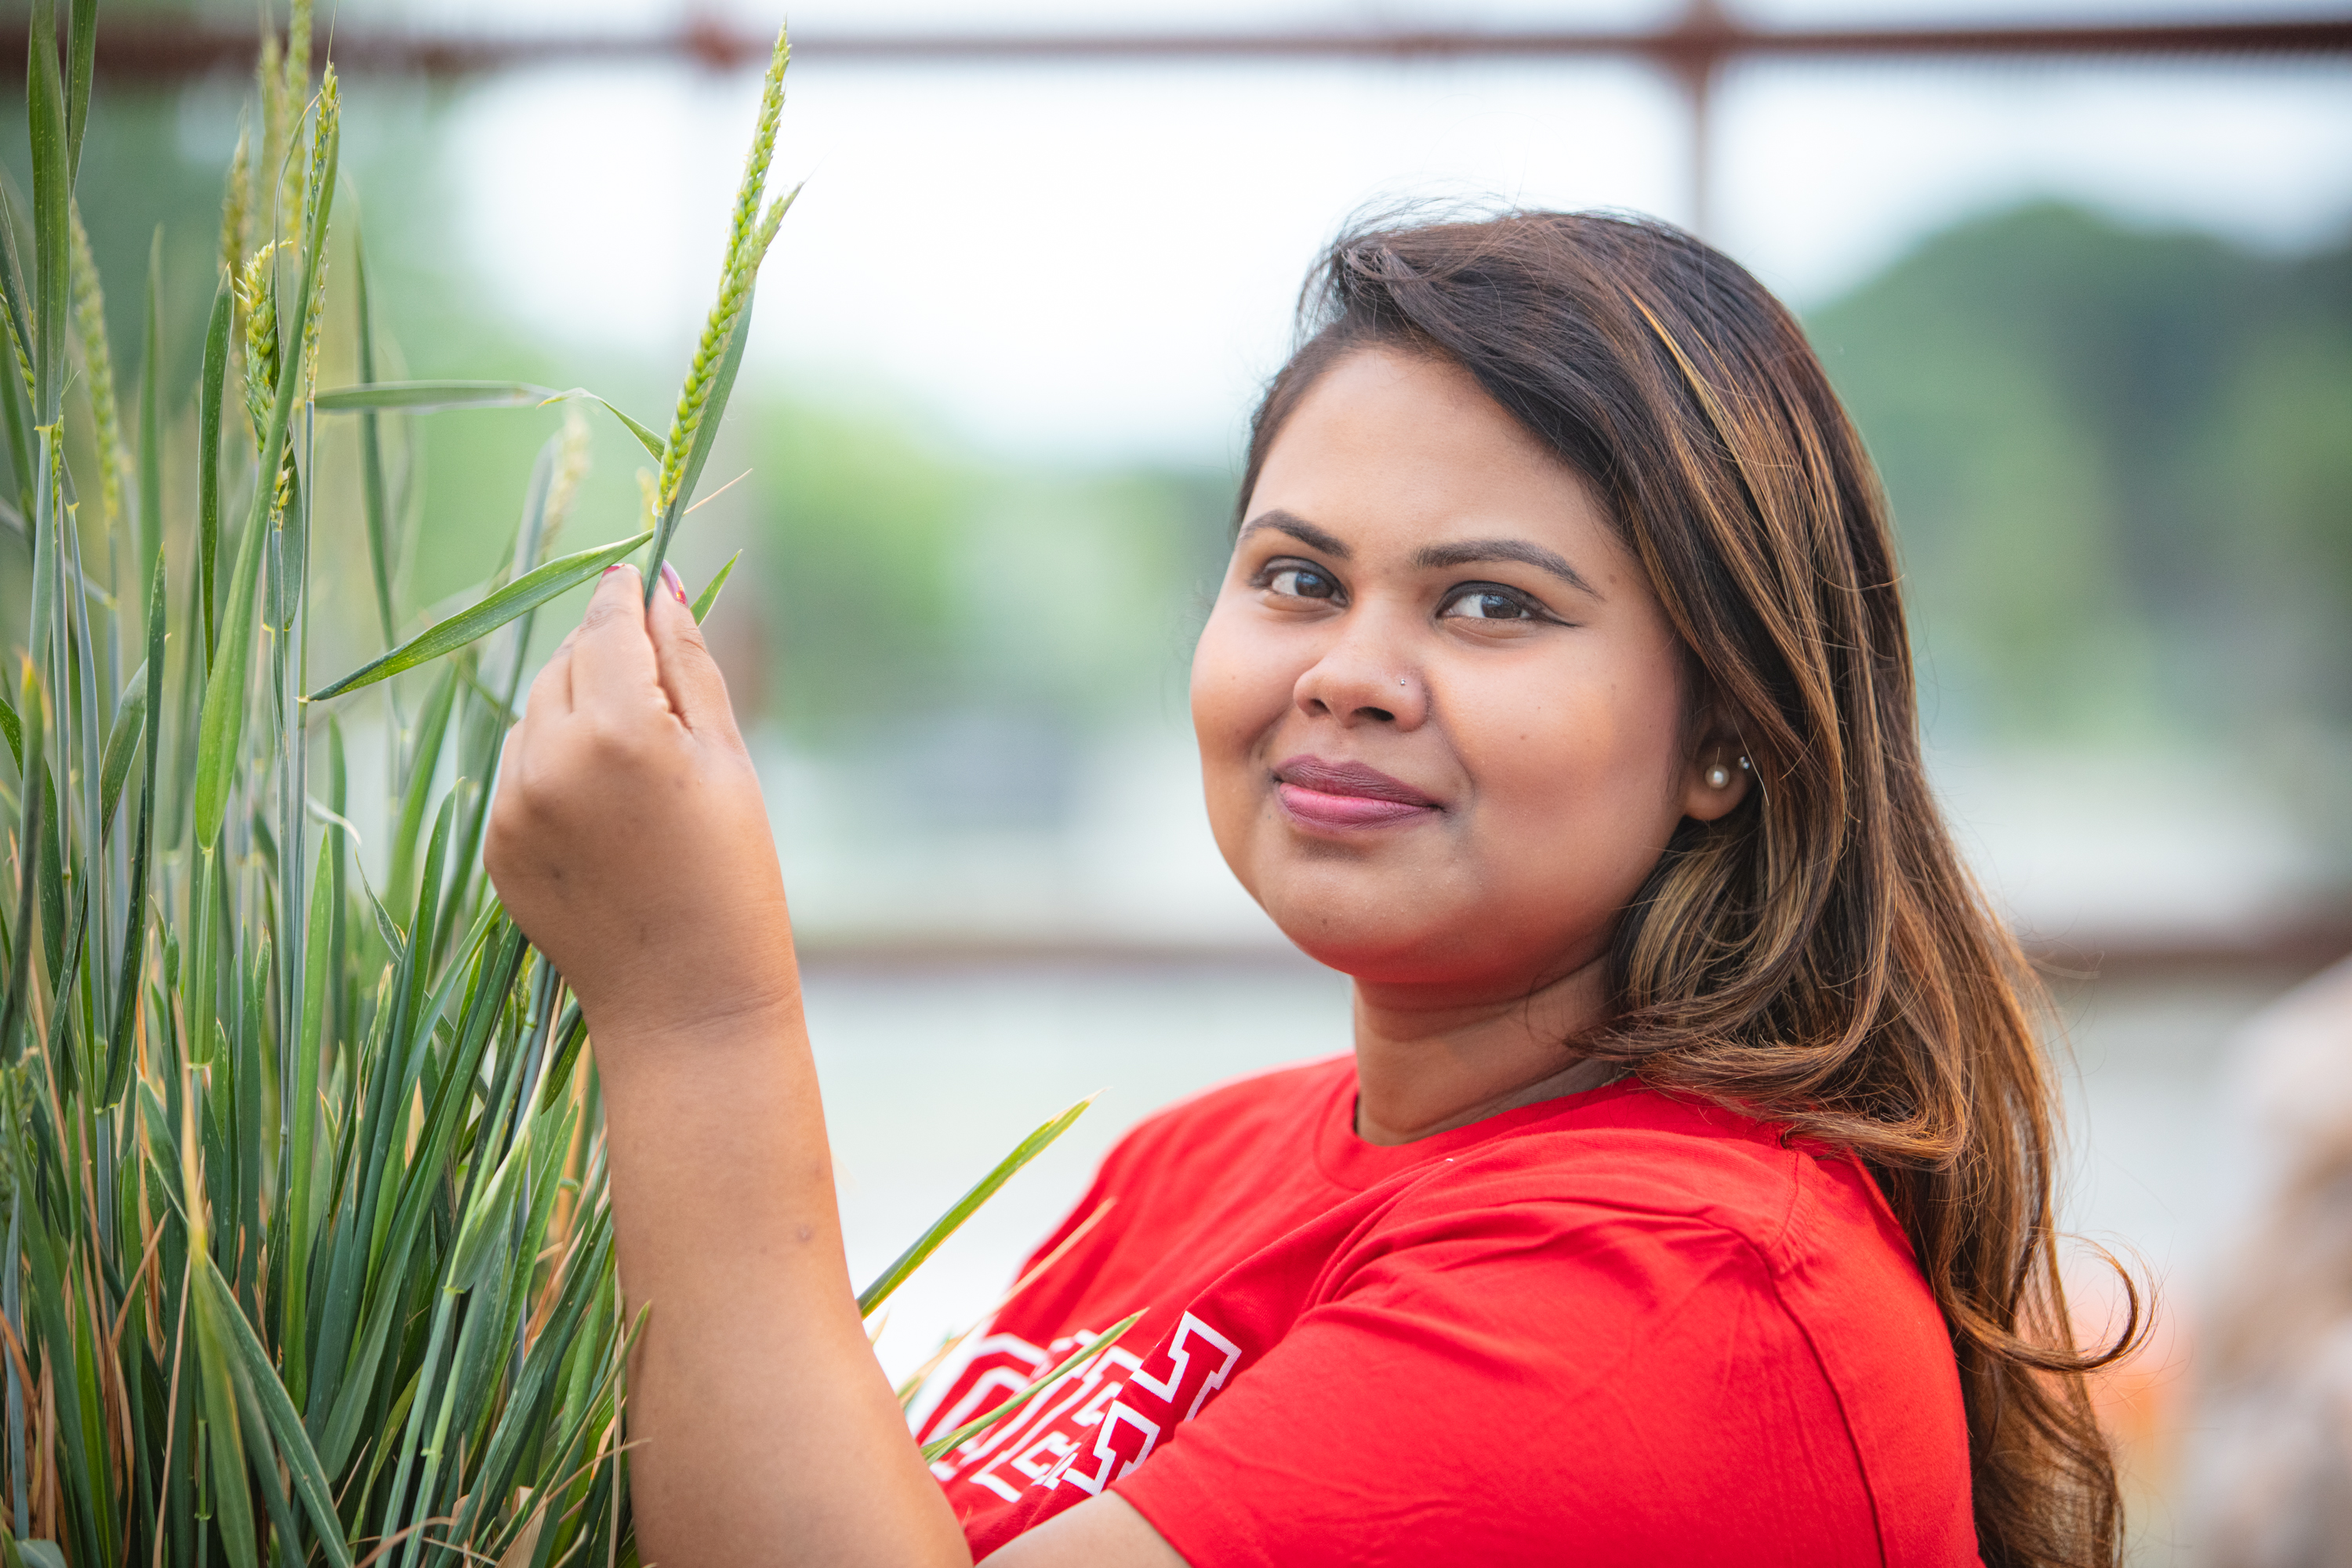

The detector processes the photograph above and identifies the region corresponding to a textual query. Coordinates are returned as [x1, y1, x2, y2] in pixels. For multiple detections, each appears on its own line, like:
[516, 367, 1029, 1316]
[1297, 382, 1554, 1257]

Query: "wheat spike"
[543, 407, 591, 555]
[220, 122, 252, 290]
[295, 71, 338, 393]
[278, 0, 316, 252]
[236, 242, 296, 521]
[655, 28, 791, 514]
[285, 0, 312, 100]
[66, 201, 130, 532]
[238, 243, 281, 442]
[0, 288, 31, 405]
[259, 29, 288, 220]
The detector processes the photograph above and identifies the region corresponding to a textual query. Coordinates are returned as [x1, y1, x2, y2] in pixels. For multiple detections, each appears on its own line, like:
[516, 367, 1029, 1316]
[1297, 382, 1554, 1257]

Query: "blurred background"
[39, 0, 2352, 1559]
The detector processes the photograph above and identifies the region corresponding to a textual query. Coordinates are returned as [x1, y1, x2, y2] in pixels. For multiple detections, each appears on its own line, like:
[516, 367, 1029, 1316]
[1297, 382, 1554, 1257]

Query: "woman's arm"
[485, 565, 1181, 1568]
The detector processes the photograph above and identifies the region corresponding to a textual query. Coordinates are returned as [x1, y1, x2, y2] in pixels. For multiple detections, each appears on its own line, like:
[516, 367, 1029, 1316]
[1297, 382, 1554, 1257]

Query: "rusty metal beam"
[35, 13, 2352, 83]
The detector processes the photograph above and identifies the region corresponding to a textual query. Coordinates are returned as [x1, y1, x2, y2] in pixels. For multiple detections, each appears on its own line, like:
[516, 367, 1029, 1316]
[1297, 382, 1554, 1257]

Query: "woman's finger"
[524, 624, 583, 721]
[647, 562, 739, 739]
[569, 564, 666, 720]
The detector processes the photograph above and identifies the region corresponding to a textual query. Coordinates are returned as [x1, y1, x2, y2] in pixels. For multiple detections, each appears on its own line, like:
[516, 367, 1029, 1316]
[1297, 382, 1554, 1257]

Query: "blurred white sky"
[413, 1, 2352, 462]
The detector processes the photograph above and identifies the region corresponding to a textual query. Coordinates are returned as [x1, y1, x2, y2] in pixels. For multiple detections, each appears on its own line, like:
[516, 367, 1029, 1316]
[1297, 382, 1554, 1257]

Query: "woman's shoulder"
[1410, 1081, 1882, 1245]
[1374, 1083, 1951, 1376]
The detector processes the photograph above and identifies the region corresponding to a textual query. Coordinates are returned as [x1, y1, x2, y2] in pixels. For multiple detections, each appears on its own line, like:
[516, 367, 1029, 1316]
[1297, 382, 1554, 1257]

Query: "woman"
[485, 211, 2135, 1566]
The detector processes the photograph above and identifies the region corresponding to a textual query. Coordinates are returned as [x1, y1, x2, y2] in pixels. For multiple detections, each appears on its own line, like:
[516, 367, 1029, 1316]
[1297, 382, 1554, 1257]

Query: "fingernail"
[659, 561, 688, 606]
[601, 563, 626, 579]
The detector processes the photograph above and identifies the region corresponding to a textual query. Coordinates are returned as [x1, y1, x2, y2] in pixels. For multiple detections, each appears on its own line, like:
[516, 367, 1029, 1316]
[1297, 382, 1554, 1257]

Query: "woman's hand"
[486, 561, 793, 1044]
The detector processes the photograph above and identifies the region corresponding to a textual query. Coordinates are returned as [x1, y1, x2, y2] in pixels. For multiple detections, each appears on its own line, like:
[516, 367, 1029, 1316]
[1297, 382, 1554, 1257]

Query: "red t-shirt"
[916, 1055, 1979, 1566]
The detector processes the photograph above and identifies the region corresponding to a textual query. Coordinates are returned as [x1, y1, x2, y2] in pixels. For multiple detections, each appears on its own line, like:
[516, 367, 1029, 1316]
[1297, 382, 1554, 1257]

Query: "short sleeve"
[1110, 1200, 1886, 1568]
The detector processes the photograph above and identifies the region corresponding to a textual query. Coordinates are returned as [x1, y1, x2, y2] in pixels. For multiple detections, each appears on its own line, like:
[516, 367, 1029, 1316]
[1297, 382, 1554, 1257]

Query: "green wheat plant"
[0, 5, 1105, 1563]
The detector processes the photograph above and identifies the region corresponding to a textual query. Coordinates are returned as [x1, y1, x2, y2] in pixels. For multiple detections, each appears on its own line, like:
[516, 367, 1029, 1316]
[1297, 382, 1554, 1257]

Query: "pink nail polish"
[601, 563, 626, 578]
[659, 561, 688, 606]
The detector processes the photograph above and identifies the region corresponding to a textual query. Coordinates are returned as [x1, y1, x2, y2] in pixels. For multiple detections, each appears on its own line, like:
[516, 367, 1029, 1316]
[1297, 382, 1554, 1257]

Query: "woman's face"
[1191, 346, 1746, 996]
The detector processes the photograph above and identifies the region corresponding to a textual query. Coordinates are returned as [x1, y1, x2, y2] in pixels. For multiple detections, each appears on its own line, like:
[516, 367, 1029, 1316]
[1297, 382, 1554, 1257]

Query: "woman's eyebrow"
[1414, 539, 1601, 599]
[1236, 509, 1351, 560]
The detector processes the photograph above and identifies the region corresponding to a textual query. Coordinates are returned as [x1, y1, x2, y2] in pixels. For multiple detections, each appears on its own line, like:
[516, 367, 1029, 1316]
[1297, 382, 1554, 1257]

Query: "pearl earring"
[1704, 763, 1731, 789]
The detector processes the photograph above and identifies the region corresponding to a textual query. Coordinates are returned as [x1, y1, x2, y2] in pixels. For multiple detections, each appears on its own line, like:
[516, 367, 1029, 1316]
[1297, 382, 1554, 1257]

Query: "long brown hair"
[1240, 210, 2143, 1568]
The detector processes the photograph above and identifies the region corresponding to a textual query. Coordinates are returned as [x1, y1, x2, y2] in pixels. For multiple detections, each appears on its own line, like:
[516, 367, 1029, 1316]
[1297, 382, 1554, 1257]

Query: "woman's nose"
[1292, 622, 1428, 729]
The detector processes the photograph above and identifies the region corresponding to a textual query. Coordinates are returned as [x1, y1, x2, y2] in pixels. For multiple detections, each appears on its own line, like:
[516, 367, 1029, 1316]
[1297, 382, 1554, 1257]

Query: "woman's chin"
[1270, 913, 1504, 990]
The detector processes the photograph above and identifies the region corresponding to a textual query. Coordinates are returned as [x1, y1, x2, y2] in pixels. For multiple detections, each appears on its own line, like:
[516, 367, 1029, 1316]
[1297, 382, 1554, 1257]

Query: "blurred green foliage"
[735, 401, 1229, 739]
[1812, 202, 2352, 750]
[44, 81, 2352, 775]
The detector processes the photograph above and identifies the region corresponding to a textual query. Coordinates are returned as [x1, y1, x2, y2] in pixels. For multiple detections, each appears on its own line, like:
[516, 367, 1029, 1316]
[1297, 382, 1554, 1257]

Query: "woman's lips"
[1275, 756, 1441, 831]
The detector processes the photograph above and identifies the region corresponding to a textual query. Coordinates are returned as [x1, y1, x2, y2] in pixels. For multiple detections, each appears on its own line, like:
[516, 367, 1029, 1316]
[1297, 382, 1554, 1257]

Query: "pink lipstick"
[1275, 755, 1442, 831]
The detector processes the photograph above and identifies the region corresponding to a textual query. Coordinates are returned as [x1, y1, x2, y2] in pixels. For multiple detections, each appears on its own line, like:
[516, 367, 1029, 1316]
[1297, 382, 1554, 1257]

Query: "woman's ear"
[1679, 722, 1754, 823]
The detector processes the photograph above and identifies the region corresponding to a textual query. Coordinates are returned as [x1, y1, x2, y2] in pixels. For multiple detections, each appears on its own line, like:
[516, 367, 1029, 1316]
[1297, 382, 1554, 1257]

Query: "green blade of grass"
[64, 0, 93, 184]
[690, 550, 741, 624]
[28, 0, 70, 423]
[919, 1312, 1146, 1462]
[857, 1095, 1093, 1318]
[96, 659, 145, 836]
[187, 1258, 262, 1568]
[352, 230, 397, 646]
[195, 283, 230, 662]
[544, 387, 665, 459]
[102, 550, 166, 1105]
[194, 1254, 358, 1568]
[19, 1217, 108, 1564]
[138, 226, 163, 579]
[191, 437, 270, 849]
[2, 435, 57, 1062]
[313, 379, 557, 413]
[281, 848, 333, 1411]
[315, 379, 664, 456]
[306, 528, 652, 702]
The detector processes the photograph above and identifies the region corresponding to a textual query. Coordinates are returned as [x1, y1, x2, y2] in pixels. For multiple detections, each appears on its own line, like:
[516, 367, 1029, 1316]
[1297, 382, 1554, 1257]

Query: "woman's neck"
[1348, 955, 1621, 1145]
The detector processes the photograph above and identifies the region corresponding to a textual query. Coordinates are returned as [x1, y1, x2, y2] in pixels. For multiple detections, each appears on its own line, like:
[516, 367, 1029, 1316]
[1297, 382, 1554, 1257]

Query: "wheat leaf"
[858, 1096, 1093, 1318]
[352, 232, 399, 646]
[196, 282, 231, 661]
[96, 660, 145, 837]
[691, 551, 742, 623]
[314, 379, 557, 412]
[307, 528, 652, 702]
[919, 1312, 1145, 1462]
[542, 388, 665, 459]
[28, 0, 70, 422]
[194, 1256, 358, 1568]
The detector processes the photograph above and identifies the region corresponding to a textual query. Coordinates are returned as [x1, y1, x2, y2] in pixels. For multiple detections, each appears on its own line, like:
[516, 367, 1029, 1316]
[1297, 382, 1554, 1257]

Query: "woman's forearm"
[485, 572, 1176, 1567]
[593, 981, 975, 1568]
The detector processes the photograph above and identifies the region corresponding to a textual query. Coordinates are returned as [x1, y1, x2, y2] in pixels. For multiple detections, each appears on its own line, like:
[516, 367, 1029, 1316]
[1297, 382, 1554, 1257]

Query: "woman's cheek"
[1451, 684, 1673, 926]
[1191, 609, 1287, 852]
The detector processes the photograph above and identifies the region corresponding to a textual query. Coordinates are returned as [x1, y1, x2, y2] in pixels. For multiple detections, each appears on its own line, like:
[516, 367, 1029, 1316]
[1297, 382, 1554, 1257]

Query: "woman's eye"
[1265, 565, 1341, 601]
[1440, 586, 1537, 621]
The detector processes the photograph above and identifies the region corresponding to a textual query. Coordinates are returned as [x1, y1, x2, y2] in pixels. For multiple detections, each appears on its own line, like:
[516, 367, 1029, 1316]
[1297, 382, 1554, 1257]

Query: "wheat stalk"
[0, 16, 1055, 1565]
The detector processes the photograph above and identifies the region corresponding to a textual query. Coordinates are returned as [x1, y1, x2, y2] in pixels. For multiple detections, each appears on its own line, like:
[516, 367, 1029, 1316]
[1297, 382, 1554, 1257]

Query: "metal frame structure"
[36, 5, 2352, 233]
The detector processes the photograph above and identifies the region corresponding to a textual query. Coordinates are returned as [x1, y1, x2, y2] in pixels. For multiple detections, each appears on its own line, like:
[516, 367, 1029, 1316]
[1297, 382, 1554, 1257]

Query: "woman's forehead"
[1243, 348, 1632, 586]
